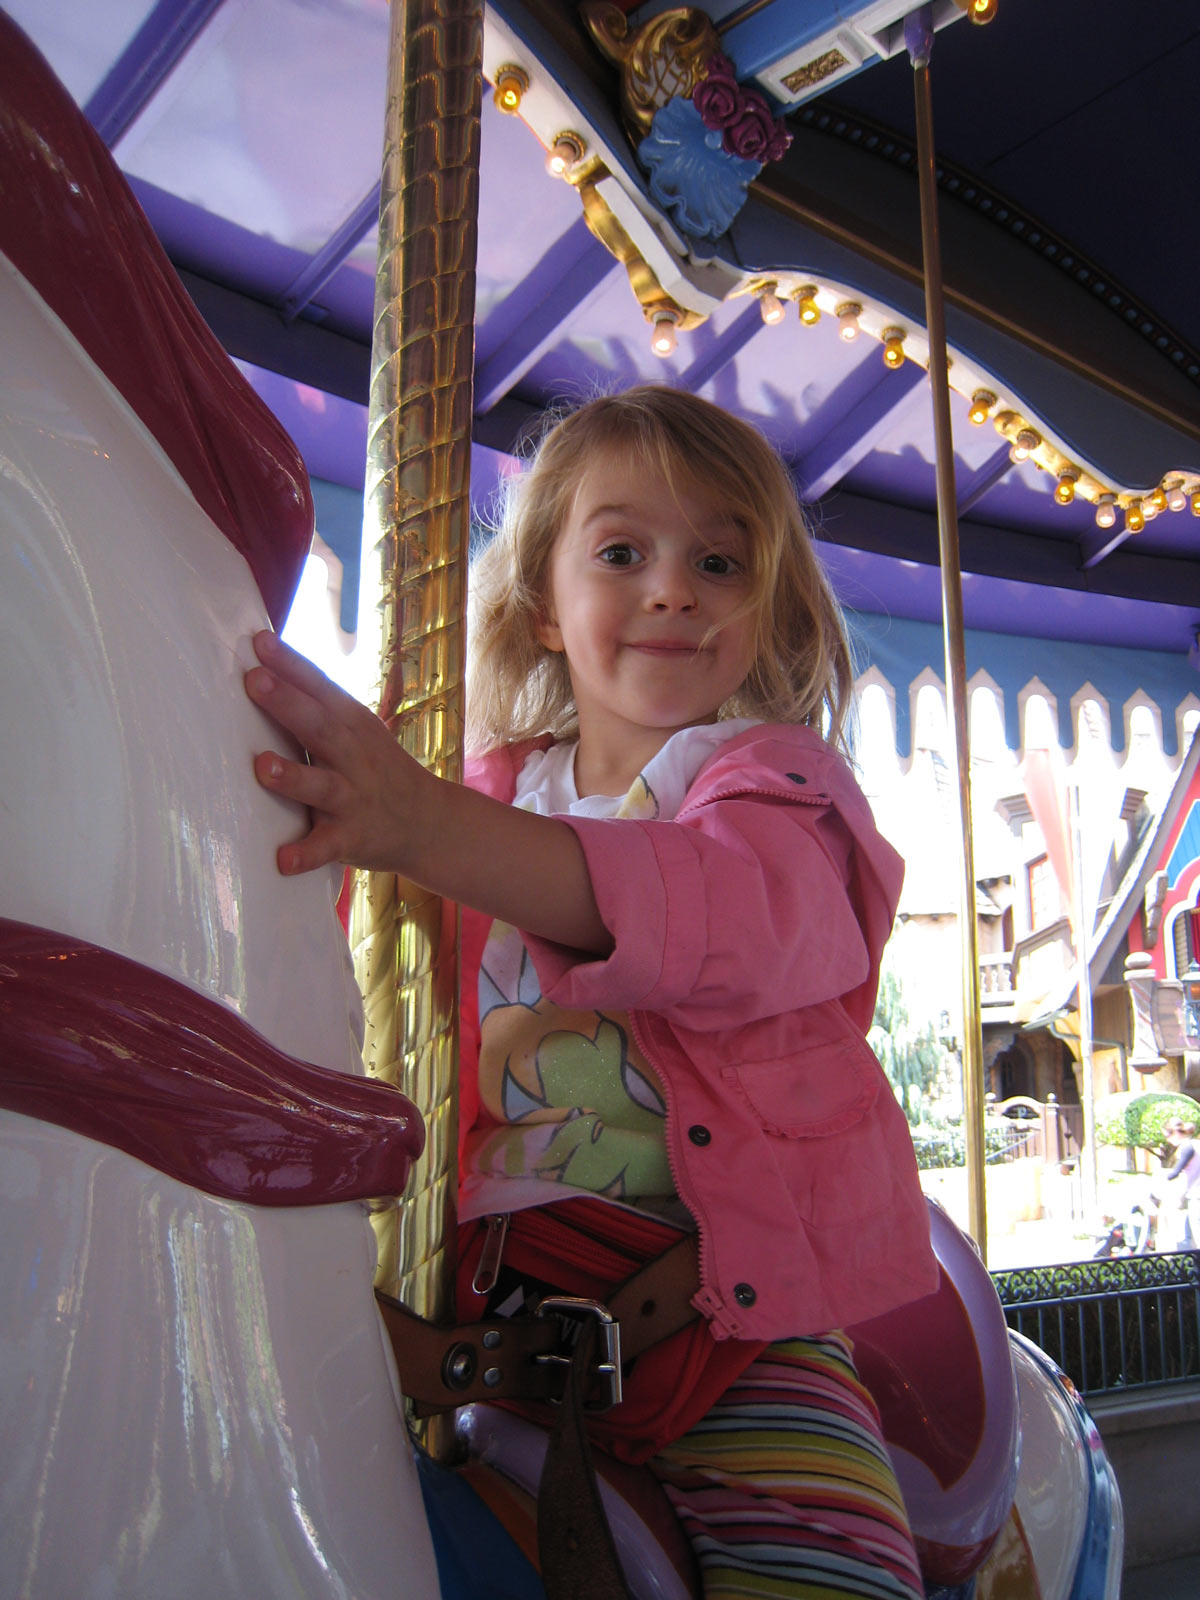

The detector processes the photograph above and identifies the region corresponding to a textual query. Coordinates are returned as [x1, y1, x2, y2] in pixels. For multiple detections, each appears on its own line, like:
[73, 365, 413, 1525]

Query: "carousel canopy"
[9, 0, 1198, 733]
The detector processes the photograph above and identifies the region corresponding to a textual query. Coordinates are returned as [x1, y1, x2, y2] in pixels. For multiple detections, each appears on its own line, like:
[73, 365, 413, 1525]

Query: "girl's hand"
[245, 630, 430, 877]
[245, 632, 611, 953]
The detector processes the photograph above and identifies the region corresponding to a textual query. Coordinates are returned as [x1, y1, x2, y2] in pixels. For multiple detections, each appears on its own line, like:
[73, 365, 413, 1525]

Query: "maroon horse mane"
[0, 14, 313, 629]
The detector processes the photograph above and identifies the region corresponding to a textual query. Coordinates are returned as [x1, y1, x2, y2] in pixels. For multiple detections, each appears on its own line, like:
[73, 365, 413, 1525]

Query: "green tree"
[1095, 1090, 1200, 1154]
[869, 964, 945, 1126]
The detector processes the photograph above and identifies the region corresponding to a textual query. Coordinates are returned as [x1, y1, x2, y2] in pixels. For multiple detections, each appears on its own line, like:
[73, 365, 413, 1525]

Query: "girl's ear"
[535, 605, 564, 653]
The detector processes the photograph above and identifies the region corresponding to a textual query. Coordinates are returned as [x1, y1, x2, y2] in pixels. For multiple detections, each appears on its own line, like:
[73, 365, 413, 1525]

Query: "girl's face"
[536, 449, 758, 788]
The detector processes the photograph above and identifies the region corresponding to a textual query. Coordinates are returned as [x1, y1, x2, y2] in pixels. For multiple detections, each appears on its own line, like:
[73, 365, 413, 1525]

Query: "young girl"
[246, 386, 938, 1599]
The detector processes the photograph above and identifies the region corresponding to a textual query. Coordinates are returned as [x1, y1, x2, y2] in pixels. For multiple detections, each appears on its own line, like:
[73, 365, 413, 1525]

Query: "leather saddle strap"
[375, 1291, 564, 1409]
[374, 1230, 703, 1409]
[375, 1234, 702, 1600]
[538, 1318, 635, 1600]
[605, 1232, 701, 1360]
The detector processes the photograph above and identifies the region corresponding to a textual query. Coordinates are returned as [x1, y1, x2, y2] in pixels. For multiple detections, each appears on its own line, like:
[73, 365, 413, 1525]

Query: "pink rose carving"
[690, 53, 793, 166]
[723, 88, 776, 162]
[703, 51, 738, 85]
[764, 125, 793, 164]
[693, 56, 740, 129]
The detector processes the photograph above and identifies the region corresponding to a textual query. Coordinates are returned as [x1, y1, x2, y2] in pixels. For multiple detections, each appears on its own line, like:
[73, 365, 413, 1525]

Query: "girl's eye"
[598, 543, 639, 566]
[698, 551, 739, 576]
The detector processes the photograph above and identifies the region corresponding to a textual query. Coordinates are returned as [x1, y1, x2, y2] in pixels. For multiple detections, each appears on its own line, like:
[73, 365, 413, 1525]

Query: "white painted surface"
[0, 254, 439, 1599]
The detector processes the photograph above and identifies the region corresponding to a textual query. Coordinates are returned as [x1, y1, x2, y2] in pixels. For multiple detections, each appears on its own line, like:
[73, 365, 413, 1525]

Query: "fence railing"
[979, 953, 1014, 1000]
[985, 1094, 1081, 1165]
[991, 1250, 1200, 1397]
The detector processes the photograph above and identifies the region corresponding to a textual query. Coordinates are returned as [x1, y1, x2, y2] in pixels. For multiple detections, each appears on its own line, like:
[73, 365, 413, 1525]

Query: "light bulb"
[967, 389, 996, 425]
[650, 312, 679, 358]
[1054, 472, 1077, 506]
[1142, 498, 1158, 521]
[1166, 483, 1187, 512]
[759, 287, 785, 326]
[1010, 429, 1039, 463]
[971, 0, 998, 20]
[545, 133, 584, 177]
[835, 302, 862, 342]
[493, 65, 528, 115]
[1095, 494, 1116, 529]
[795, 286, 820, 326]
[1148, 486, 1168, 515]
[1192, 490, 1200, 517]
[1126, 500, 1145, 533]
[881, 327, 905, 369]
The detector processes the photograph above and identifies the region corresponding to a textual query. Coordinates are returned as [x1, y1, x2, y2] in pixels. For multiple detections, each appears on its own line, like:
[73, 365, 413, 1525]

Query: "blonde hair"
[466, 386, 854, 755]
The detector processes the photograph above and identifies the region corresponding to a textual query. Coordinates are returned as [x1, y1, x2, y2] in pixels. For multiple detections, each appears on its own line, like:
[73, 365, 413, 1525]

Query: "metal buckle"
[533, 1295, 623, 1411]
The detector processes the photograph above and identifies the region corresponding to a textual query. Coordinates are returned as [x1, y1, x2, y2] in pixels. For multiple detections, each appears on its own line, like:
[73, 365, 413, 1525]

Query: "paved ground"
[923, 1168, 1175, 1270]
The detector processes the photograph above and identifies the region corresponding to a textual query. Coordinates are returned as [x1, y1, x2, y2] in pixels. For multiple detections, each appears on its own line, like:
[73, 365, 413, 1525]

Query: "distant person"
[1153, 1116, 1200, 1250]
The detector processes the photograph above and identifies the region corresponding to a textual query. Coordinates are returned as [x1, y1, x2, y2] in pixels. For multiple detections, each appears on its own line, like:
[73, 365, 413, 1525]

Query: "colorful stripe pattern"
[648, 1333, 924, 1600]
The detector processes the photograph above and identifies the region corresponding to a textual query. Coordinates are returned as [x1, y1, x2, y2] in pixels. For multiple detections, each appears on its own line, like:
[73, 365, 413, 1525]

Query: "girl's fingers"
[251, 629, 336, 699]
[253, 750, 344, 813]
[277, 818, 345, 876]
[245, 662, 353, 768]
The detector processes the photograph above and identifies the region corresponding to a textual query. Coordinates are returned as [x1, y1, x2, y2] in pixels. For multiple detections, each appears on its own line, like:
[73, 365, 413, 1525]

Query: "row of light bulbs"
[699, 279, 1200, 532]
[650, 283, 901, 362]
[497, 62, 1194, 531]
[494, 64, 590, 179]
[967, 400, 1200, 532]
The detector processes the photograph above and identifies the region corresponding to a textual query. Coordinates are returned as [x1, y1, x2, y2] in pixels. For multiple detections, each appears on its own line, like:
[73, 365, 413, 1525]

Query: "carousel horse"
[0, 17, 1120, 1599]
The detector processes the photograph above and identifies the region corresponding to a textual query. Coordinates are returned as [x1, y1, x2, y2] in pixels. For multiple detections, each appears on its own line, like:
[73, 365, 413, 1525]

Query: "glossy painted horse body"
[0, 19, 437, 1597]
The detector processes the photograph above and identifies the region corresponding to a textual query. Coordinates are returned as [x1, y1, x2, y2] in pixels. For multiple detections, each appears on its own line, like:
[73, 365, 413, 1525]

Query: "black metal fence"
[991, 1250, 1200, 1397]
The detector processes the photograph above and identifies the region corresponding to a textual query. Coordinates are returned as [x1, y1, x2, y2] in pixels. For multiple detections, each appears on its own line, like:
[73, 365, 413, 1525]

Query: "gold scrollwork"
[781, 48, 849, 95]
[581, 2, 720, 140]
[576, 174, 706, 333]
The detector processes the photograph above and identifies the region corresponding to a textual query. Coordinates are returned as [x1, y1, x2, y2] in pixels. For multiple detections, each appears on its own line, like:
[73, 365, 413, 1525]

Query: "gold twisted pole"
[352, 0, 482, 1328]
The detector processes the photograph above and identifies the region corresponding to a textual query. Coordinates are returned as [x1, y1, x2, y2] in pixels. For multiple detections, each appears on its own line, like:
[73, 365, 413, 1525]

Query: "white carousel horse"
[0, 18, 438, 1598]
[0, 17, 1121, 1600]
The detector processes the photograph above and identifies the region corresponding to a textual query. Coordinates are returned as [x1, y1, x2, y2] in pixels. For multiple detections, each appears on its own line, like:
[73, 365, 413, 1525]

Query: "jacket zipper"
[627, 1010, 713, 1299]
[471, 1211, 510, 1297]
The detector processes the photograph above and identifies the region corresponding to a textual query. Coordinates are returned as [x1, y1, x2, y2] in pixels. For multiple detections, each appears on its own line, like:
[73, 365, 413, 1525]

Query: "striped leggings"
[648, 1333, 924, 1600]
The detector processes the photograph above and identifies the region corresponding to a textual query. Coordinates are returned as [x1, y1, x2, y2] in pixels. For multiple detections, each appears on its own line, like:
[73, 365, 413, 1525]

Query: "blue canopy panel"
[849, 610, 1200, 760]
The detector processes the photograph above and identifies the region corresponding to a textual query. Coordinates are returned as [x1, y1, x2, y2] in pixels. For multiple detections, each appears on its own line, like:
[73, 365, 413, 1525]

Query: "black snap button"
[688, 1124, 712, 1146]
[785, 772, 807, 784]
[733, 1282, 756, 1307]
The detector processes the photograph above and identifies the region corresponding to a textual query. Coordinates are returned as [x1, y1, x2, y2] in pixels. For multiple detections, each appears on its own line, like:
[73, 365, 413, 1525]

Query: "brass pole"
[352, 1, 483, 1327]
[908, 18, 988, 1254]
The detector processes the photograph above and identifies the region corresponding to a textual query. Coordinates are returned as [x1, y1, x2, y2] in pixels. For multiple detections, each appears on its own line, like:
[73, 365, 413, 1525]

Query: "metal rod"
[908, 17, 988, 1253]
[1070, 781, 1100, 1222]
[353, 1, 483, 1353]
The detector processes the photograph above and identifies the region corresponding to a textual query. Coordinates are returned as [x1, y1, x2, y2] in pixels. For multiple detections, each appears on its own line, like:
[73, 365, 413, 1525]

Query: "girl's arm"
[244, 631, 612, 956]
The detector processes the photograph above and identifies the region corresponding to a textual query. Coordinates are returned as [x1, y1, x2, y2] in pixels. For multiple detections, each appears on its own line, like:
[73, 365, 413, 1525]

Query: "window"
[1027, 854, 1058, 930]
[1173, 905, 1200, 977]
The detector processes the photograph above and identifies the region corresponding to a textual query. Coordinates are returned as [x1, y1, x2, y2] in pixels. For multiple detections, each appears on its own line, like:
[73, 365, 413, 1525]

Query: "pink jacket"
[462, 724, 938, 1342]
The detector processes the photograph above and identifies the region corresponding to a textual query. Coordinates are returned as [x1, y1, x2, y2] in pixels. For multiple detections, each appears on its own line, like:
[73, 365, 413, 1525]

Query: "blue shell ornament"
[637, 97, 761, 241]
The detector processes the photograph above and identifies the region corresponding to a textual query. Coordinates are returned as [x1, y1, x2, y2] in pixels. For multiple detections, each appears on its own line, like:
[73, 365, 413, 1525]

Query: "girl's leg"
[647, 1333, 924, 1600]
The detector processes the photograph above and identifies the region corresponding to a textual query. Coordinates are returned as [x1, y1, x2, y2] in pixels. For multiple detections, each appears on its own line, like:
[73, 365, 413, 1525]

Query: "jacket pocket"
[723, 1040, 879, 1138]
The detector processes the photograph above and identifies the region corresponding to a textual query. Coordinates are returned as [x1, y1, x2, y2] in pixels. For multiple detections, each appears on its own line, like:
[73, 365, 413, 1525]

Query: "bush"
[1094, 1090, 1200, 1154]
[909, 1118, 1013, 1170]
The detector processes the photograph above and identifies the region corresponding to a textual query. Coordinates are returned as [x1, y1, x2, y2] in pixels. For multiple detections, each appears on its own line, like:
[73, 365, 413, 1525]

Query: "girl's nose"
[648, 558, 698, 611]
